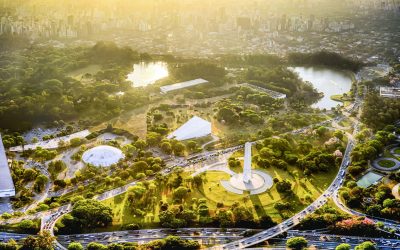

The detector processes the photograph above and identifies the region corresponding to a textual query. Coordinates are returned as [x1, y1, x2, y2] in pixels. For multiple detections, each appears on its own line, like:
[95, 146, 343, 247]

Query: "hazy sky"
[1, 0, 373, 17]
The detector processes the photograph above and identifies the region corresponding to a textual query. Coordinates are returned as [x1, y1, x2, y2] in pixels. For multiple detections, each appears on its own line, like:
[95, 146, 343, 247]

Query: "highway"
[207, 138, 355, 250]
[283, 230, 400, 250]
[5, 96, 400, 250]
[206, 94, 373, 249]
[0, 232, 30, 242]
[56, 228, 250, 247]
[0, 115, 351, 250]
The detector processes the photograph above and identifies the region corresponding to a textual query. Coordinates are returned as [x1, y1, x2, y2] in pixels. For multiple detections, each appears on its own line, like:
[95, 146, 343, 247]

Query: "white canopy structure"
[167, 116, 211, 141]
[0, 134, 15, 197]
[82, 145, 125, 167]
[160, 79, 209, 94]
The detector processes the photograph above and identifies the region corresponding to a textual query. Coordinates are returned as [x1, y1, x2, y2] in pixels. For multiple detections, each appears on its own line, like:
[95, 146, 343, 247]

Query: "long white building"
[380, 87, 400, 98]
[160, 79, 209, 94]
[0, 134, 15, 197]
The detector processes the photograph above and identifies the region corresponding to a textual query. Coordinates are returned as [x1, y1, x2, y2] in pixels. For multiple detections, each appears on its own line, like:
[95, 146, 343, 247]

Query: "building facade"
[0, 134, 15, 197]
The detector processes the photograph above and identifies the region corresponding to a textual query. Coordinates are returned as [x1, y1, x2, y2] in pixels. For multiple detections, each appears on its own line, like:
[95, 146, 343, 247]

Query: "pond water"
[290, 67, 354, 110]
[127, 61, 169, 87]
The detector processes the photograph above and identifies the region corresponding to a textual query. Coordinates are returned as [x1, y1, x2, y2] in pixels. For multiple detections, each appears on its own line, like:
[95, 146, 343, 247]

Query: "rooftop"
[380, 87, 400, 98]
[167, 116, 212, 141]
[0, 134, 15, 197]
[82, 145, 125, 167]
[160, 78, 209, 94]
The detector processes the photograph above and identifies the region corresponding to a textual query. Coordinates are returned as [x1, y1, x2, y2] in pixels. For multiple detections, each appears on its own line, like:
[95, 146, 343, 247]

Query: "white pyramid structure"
[167, 116, 211, 141]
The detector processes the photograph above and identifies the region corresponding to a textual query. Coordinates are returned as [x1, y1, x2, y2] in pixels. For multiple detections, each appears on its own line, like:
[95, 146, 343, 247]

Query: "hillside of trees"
[288, 51, 363, 72]
[0, 42, 148, 131]
[361, 93, 400, 131]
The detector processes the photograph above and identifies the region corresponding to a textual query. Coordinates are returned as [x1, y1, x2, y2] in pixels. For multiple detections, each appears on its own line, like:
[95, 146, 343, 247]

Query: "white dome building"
[82, 145, 125, 167]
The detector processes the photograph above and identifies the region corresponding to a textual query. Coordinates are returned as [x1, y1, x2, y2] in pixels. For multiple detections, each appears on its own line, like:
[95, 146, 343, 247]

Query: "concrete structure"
[82, 145, 125, 167]
[160, 78, 209, 94]
[221, 142, 273, 195]
[242, 142, 252, 183]
[371, 157, 400, 172]
[0, 135, 15, 197]
[167, 116, 212, 141]
[380, 87, 400, 98]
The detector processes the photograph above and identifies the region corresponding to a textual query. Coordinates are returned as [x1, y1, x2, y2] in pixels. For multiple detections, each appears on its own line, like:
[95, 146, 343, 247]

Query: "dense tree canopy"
[286, 237, 308, 250]
[361, 93, 400, 131]
[288, 51, 363, 72]
[60, 199, 113, 233]
[0, 42, 148, 131]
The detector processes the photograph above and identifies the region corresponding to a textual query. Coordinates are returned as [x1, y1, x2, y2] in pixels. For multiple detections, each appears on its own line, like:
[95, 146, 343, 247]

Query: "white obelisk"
[243, 142, 252, 183]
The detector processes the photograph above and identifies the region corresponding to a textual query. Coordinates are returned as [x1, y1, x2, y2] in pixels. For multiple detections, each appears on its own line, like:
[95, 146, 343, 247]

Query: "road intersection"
[2, 91, 400, 250]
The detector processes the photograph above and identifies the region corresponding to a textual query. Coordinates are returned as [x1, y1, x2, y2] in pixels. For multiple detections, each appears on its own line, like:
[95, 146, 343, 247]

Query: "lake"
[290, 67, 354, 109]
[127, 61, 169, 87]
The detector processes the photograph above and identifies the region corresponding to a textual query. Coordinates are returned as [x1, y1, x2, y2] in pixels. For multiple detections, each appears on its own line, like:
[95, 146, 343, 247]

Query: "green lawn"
[197, 165, 337, 222]
[67, 64, 101, 80]
[99, 164, 338, 230]
[330, 94, 353, 107]
[93, 130, 342, 231]
[378, 159, 396, 168]
[101, 193, 160, 231]
[338, 117, 352, 128]
[394, 148, 400, 155]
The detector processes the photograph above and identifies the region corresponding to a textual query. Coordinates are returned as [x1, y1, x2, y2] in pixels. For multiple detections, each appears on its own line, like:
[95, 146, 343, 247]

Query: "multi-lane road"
[3, 95, 400, 250]
[281, 230, 400, 250]
[208, 138, 355, 250]
[56, 228, 251, 247]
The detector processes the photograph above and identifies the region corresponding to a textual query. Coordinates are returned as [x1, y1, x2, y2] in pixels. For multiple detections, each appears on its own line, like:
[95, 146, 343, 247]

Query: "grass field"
[99, 163, 338, 231]
[330, 94, 353, 107]
[67, 64, 101, 80]
[338, 117, 352, 128]
[378, 159, 396, 168]
[394, 148, 400, 155]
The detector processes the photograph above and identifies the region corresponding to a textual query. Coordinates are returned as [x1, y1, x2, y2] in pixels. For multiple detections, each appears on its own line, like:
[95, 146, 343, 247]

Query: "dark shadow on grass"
[113, 194, 124, 204]
[249, 194, 266, 218]
[266, 190, 274, 200]
[308, 178, 322, 193]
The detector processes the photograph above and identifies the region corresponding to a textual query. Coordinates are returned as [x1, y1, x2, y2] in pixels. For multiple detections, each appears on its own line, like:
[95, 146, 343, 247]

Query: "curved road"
[0, 115, 352, 250]
[207, 139, 355, 250]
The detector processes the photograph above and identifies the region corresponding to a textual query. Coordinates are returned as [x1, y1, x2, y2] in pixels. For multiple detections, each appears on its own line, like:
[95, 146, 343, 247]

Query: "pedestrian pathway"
[191, 162, 235, 177]
[371, 157, 400, 172]
[393, 183, 400, 200]
[390, 146, 400, 157]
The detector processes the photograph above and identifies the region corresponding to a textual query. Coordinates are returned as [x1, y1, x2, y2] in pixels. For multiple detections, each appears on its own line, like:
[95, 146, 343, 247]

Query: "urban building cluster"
[0, 0, 399, 62]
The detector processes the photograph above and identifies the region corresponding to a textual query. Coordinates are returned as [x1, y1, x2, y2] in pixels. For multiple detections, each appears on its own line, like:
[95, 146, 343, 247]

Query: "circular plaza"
[224, 170, 274, 195]
[371, 145, 400, 172]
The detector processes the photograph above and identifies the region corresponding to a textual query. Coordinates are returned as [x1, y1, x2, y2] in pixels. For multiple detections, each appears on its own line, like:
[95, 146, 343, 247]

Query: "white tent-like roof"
[82, 145, 125, 167]
[0, 134, 15, 197]
[167, 116, 211, 141]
